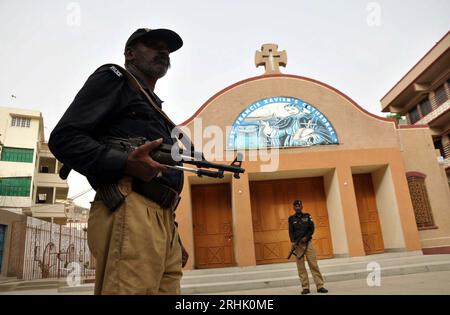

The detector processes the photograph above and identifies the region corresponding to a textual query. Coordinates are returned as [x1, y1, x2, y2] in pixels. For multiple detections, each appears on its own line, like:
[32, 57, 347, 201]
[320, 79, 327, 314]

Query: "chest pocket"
[118, 94, 174, 141]
[293, 216, 310, 228]
[125, 100, 153, 120]
[126, 110, 151, 120]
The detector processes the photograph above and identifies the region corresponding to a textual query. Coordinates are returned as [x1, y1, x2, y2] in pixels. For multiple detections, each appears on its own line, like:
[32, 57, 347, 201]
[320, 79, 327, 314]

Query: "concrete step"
[182, 260, 450, 294]
[0, 278, 89, 292]
[181, 252, 448, 284]
[183, 251, 426, 276]
[0, 276, 18, 284]
[55, 252, 450, 294]
[58, 283, 94, 293]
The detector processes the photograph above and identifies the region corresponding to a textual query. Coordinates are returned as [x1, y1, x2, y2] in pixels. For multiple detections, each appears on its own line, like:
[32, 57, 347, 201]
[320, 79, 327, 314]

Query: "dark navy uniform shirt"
[288, 212, 315, 243]
[48, 64, 183, 192]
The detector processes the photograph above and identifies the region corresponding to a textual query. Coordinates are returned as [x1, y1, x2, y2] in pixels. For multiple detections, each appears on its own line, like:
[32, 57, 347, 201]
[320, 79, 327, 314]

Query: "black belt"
[132, 178, 181, 211]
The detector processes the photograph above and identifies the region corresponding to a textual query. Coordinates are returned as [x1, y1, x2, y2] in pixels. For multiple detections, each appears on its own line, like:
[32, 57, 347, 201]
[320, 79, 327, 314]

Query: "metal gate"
[10, 217, 95, 281]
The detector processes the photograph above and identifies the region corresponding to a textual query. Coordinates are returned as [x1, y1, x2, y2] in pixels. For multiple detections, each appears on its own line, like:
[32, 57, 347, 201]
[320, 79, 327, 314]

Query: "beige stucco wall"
[231, 173, 256, 266]
[371, 166, 406, 250]
[323, 169, 349, 256]
[398, 127, 450, 249]
[183, 76, 400, 154]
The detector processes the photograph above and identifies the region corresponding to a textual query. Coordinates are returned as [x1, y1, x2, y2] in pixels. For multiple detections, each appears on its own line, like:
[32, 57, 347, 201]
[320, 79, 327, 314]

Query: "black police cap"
[125, 28, 183, 53]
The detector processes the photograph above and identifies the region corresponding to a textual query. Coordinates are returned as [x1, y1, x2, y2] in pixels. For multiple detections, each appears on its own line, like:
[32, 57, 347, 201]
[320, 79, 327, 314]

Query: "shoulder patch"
[109, 65, 123, 78]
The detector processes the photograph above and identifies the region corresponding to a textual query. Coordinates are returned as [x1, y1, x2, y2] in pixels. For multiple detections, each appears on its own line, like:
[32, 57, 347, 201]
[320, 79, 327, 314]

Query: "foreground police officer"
[288, 199, 328, 295]
[49, 28, 188, 295]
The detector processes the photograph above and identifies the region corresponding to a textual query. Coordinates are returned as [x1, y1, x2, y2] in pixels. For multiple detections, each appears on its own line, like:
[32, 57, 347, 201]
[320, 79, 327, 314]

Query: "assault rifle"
[58, 137, 245, 210]
[287, 238, 310, 260]
[105, 136, 245, 179]
[59, 136, 245, 180]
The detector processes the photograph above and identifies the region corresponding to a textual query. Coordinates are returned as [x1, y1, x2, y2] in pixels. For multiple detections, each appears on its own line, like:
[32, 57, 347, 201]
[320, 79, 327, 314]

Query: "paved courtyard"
[214, 270, 450, 295]
[1, 270, 450, 295]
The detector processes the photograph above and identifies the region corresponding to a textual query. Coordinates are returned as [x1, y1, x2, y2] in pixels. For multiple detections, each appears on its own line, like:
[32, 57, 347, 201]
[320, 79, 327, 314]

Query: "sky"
[1, 0, 449, 208]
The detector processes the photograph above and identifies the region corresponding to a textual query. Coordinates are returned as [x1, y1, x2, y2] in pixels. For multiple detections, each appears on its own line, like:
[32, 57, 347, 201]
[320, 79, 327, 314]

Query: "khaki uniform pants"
[295, 241, 324, 290]
[87, 177, 182, 295]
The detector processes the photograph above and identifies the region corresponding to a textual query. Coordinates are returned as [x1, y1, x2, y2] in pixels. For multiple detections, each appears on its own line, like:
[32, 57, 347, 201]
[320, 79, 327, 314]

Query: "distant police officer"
[288, 199, 328, 295]
[49, 28, 188, 295]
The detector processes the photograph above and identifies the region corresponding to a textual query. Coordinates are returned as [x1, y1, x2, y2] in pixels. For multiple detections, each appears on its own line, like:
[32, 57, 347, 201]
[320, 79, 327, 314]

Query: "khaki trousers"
[294, 241, 324, 290]
[87, 177, 182, 295]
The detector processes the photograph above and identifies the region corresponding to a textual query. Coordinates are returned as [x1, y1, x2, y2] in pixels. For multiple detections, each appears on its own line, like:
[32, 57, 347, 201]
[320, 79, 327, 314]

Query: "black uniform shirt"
[48, 64, 183, 192]
[288, 212, 315, 243]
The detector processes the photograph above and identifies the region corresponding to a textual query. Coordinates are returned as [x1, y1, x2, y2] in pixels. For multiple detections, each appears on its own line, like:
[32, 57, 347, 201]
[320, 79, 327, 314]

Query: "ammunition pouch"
[97, 183, 125, 211]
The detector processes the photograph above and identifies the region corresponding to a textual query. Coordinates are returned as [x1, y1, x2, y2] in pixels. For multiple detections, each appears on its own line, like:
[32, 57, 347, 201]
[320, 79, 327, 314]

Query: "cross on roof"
[255, 44, 287, 74]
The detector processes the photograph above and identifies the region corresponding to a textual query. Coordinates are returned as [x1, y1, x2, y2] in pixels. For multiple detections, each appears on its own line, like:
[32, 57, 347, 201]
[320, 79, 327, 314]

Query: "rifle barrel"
[184, 159, 244, 173]
[165, 165, 224, 178]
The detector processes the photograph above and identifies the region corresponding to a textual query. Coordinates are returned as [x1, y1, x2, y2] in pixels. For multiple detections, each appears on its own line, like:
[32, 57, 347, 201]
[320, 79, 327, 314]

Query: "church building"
[176, 42, 450, 270]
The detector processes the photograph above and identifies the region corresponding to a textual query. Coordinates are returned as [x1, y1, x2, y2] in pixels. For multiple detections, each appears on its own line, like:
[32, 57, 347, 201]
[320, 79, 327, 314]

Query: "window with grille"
[444, 134, 450, 159]
[10, 116, 31, 128]
[408, 106, 420, 124]
[0, 177, 32, 197]
[0, 147, 34, 163]
[406, 174, 436, 229]
[434, 84, 448, 107]
[419, 98, 432, 116]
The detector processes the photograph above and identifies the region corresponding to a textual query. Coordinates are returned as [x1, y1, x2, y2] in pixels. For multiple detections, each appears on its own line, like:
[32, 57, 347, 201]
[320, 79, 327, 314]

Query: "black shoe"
[301, 288, 310, 295]
[317, 287, 328, 293]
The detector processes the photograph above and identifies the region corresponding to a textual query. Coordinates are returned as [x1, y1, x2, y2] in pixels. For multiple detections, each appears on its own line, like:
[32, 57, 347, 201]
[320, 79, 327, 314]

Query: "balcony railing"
[442, 141, 450, 170]
[416, 99, 450, 125]
[444, 142, 450, 159]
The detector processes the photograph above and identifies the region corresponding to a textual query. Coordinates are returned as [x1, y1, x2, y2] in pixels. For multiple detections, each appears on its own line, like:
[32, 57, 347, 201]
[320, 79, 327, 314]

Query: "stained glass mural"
[228, 97, 339, 149]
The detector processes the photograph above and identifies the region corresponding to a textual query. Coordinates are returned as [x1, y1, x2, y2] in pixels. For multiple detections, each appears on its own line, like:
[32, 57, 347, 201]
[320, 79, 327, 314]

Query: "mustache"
[153, 54, 170, 66]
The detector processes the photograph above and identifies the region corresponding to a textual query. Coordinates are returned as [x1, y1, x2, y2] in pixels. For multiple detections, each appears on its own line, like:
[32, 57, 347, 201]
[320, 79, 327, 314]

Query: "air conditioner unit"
[37, 194, 47, 203]
[40, 166, 49, 173]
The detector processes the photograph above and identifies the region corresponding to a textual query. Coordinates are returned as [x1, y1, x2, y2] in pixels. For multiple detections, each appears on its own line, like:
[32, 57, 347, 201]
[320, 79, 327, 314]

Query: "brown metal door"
[353, 174, 385, 254]
[191, 184, 235, 269]
[250, 177, 334, 265]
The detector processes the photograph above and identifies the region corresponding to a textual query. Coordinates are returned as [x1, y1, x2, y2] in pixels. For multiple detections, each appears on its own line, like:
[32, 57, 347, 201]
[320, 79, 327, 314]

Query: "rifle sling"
[112, 64, 196, 155]
[112, 64, 177, 130]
